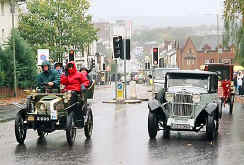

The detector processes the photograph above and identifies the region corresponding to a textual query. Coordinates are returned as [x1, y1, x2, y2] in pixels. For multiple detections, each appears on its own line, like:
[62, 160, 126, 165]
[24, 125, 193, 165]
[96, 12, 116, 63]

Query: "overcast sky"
[89, 0, 222, 18]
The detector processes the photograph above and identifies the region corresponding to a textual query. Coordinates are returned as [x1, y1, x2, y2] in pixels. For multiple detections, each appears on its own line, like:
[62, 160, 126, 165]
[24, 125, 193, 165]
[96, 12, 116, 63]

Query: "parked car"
[15, 82, 95, 146]
[135, 74, 145, 84]
[148, 70, 221, 141]
[120, 75, 131, 84]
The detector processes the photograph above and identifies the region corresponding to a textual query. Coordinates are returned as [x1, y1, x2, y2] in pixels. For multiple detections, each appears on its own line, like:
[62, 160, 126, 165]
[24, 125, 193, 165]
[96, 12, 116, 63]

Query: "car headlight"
[166, 93, 174, 102]
[192, 95, 200, 103]
[36, 103, 46, 112]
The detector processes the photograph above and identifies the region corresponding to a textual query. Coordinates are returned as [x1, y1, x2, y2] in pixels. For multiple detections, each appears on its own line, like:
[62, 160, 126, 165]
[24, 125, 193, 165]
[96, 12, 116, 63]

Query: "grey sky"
[89, 0, 221, 18]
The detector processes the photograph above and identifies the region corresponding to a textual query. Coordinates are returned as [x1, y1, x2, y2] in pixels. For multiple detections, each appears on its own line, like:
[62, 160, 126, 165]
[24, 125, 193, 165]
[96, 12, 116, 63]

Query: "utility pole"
[11, 0, 17, 97]
[217, 14, 220, 63]
[115, 59, 118, 99]
[123, 39, 127, 99]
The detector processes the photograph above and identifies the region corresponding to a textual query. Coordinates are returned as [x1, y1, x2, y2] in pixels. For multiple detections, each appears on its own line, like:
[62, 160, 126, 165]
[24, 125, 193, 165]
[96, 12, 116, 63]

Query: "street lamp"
[10, 0, 25, 97]
[10, 0, 17, 97]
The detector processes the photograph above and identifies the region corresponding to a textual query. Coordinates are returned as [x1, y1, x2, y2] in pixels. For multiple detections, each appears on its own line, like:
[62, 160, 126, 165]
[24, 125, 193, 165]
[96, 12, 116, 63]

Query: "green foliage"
[18, 0, 97, 61]
[224, 0, 244, 62]
[0, 30, 37, 88]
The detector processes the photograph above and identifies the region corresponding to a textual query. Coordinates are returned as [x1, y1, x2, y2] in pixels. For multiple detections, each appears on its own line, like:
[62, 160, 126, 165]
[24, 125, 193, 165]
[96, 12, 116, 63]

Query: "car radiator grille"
[172, 94, 193, 116]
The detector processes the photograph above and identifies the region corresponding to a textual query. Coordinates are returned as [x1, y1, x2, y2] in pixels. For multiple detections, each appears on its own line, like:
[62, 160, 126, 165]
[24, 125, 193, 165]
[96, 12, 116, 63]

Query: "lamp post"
[10, 0, 17, 97]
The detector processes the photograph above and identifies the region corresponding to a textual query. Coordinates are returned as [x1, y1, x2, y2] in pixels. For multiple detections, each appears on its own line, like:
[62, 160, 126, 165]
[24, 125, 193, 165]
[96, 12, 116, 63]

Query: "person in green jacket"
[37, 61, 60, 92]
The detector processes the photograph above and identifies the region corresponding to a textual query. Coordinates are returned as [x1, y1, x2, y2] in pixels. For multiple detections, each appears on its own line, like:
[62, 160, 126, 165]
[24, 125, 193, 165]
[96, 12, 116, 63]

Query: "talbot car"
[148, 70, 221, 141]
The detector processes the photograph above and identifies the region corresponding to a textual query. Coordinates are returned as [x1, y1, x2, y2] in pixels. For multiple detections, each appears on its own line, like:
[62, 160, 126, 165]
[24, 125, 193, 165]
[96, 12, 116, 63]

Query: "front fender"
[16, 108, 27, 119]
[148, 99, 161, 112]
[205, 103, 218, 116]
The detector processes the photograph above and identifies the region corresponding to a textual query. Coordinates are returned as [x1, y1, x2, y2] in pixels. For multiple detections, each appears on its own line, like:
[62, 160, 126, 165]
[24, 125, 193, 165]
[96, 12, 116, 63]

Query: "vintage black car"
[148, 70, 221, 141]
[15, 83, 95, 146]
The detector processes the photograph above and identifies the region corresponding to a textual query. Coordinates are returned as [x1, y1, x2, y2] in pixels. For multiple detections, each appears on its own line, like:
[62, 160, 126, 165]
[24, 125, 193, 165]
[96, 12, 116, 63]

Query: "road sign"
[37, 49, 49, 65]
[117, 82, 124, 100]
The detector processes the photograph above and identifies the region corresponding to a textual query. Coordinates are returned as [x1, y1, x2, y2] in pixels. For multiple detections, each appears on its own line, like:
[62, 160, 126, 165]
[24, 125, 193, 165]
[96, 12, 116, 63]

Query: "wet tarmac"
[1, 84, 244, 165]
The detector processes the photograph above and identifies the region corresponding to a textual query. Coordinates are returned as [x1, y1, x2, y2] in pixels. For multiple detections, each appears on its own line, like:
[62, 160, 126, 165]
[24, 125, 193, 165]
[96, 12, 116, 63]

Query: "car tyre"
[84, 109, 93, 139]
[206, 115, 218, 141]
[66, 112, 76, 146]
[148, 111, 158, 139]
[15, 113, 27, 144]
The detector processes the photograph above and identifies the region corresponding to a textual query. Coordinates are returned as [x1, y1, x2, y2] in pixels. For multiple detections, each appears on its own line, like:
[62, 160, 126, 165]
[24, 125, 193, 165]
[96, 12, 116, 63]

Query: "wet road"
[1, 84, 244, 165]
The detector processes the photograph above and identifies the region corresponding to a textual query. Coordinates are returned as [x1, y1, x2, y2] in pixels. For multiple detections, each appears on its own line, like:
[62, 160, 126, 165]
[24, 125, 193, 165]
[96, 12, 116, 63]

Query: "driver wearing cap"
[37, 61, 60, 92]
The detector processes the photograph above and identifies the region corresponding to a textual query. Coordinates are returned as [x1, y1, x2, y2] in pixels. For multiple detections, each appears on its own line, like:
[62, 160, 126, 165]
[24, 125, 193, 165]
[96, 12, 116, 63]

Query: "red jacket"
[61, 61, 89, 92]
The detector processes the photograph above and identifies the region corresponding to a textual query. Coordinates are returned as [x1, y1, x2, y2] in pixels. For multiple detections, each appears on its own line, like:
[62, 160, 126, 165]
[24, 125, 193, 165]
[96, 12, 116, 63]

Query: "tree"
[224, 0, 244, 64]
[18, 0, 97, 62]
[0, 30, 37, 88]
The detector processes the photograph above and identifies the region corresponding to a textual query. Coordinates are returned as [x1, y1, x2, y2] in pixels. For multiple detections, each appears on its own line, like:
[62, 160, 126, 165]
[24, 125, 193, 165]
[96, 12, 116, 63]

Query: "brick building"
[176, 37, 235, 70]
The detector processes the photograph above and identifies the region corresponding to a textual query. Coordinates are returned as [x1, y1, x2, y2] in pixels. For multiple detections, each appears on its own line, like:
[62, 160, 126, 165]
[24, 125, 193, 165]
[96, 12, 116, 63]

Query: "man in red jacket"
[61, 61, 89, 92]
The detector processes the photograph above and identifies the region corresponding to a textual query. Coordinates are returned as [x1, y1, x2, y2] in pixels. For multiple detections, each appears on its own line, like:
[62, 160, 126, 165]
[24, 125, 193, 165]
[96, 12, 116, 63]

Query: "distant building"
[159, 40, 177, 68]
[176, 37, 235, 70]
[94, 22, 112, 49]
[112, 20, 132, 39]
[0, 0, 20, 46]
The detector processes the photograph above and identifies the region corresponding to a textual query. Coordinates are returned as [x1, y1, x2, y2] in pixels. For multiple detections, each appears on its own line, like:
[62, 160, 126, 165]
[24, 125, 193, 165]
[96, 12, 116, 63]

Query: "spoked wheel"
[206, 115, 218, 141]
[66, 112, 77, 146]
[148, 111, 158, 139]
[84, 109, 93, 139]
[15, 113, 27, 144]
[37, 129, 45, 137]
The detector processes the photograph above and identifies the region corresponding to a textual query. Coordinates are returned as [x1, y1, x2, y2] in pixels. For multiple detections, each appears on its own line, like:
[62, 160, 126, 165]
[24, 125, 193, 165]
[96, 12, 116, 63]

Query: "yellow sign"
[28, 116, 34, 121]
[117, 83, 124, 100]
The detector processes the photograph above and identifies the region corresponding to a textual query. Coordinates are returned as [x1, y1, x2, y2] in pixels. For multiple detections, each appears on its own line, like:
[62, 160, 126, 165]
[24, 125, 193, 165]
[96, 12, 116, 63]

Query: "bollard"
[130, 80, 137, 99]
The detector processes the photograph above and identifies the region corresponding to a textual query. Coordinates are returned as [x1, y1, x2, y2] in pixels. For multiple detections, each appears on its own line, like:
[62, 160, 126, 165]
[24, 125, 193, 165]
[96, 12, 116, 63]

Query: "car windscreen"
[167, 73, 209, 89]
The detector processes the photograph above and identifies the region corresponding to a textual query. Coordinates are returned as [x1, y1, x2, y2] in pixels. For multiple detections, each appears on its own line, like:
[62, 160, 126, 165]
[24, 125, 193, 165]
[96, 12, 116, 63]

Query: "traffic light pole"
[115, 59, 118, 100]
[123, 39, 127, 100]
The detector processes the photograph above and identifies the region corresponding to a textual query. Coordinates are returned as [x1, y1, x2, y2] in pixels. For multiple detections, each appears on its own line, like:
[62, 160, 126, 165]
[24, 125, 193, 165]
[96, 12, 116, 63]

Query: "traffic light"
[145, 62, 150, 70]
[120, 39, 130, 60]
[91, 58, 95, 68]
[69, 50, 74, 62]
[152, 48, 159, 66]
[103, 63, 106, 71]
[113, 36, 123, 58]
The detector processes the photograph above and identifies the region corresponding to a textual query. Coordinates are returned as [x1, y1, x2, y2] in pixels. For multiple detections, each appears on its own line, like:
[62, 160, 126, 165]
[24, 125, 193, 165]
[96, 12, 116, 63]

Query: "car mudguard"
[205, 103, 218, 116]
[16, 108, 27, 119]
[64, 102, 78, 113]
[148, 99, 161, 112]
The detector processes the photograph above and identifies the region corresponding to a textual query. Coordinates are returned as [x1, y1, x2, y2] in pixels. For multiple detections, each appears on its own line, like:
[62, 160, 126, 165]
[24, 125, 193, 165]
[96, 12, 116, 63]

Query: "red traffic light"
[153, 48, 158, 53]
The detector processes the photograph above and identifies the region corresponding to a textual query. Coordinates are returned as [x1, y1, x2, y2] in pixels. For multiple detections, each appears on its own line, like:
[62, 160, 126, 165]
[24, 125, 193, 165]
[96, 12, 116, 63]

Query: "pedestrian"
[80, 67, 93, 87]
[237, 71, 243, 95]
[54, 62, 63, 82]
[233, 73, 237, 94]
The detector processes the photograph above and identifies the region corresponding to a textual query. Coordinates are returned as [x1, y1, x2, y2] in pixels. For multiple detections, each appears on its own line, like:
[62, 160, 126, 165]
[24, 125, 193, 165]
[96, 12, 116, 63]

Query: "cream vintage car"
[148, 70, 221, 141]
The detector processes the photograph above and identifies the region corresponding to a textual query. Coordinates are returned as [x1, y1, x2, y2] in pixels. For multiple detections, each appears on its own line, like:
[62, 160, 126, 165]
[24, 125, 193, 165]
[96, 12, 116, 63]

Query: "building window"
[186, 59, 195, 65]
[210, 59, 214, 63]
[1, 1, 4, 16]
